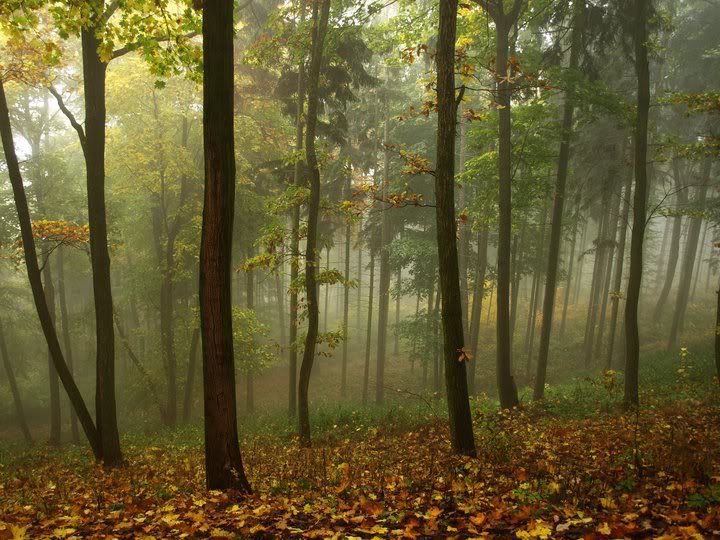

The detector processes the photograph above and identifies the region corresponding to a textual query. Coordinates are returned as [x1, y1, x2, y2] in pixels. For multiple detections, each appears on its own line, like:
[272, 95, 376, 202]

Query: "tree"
[298, 0, 331, 447]
[0, 78, 100, 459]
[199, 0, 251, 492]
[478, 0, 524, 409]
[533, 0, 583, 400]
[434, 0, 476, 455]
[623, 0, 651, 408]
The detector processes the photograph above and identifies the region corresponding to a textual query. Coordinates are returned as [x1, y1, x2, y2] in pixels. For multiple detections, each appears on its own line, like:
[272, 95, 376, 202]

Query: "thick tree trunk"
[653, 158, 686, 321]
[199, 0, 251, 492]
[81, 25, 122, 466]
[605, 168, 632, 369]
[298, 0, 330, 447]
[182, 327, 200, 423]
[434, 0, 476, 455]
[57, 248, 79, 443]
[362, 251, 376, 404]
[623, 0, 650, 408]
[668, 160, 711, 350]
[0, 320, 33, 444]
[0, 79, 100, 458]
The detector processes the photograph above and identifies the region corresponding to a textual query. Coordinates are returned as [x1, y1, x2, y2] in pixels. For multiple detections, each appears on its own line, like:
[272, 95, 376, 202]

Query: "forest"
[0, 0, 719, 537]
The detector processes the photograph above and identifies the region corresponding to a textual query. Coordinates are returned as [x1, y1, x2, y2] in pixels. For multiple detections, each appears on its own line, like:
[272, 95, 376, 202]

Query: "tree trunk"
[494, 5, 521, 408]
[341, 179, 351, 396]
[0, 79, 100, 458]
[0, 320, 33, 444]
[715, 273, 720, 385]
[652, 158, 686, 321]
[245, 255, 255, 414]
[57, 248, 79, 443]
[182, 327, 200, 423]
[362, 251, 375, 404]
[81, 24, 122, 466]
[605, 167, 632, 369]
[434, 0, 476, 455]
[690, 219, 708, 303]
[533, 7, 581, 397]
[468, 227, 488, 395]
[668, 159, 711, 350]
[199, 0, 251, 492]
[393, 266, 401, 355]
[288, 0, 306, 418]
[298, 0, 331, 447]
[623, 0, 650, 408]
[572, 218, 588, 304]
[323, 246, 330, 333]
[42, 259, 61, 445]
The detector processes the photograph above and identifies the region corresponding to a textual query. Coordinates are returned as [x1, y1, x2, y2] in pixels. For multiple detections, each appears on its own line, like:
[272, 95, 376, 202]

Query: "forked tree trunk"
[199, 0, 251, 491]
[298, 0, 331, 447]
[81, 22, 122, 466]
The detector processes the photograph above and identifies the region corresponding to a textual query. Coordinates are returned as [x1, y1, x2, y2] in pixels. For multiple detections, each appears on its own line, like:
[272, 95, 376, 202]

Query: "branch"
[47, 86, 87, 155]
[112, 30, 199, 60]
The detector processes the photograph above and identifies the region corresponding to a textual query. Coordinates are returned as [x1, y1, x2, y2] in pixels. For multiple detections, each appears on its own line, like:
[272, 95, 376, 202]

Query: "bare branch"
[47, 86, 87, 155]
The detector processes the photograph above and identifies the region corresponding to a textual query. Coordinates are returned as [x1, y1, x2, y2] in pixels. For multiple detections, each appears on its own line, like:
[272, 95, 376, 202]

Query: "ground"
[1, 390, 719, 539]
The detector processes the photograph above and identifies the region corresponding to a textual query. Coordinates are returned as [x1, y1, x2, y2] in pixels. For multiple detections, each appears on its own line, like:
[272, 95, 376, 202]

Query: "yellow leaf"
[597, 522, 611, 535]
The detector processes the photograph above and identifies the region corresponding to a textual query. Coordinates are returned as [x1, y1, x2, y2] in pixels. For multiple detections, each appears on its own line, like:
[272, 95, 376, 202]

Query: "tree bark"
[298, 0, 331, 447]
[341, 176, 351, 396]
[623, 0, 650, 408]
[468, 226, 488, 395]
[435, 0, 476, 455]
[199, 0, 251, 492]
[43, 259, 61, 445]
[0, 79, 100, 458]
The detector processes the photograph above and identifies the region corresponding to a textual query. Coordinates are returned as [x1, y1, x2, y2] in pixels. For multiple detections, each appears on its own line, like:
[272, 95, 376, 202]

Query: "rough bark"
[434, 0, 476, 455]
[199, 0, 251, 491]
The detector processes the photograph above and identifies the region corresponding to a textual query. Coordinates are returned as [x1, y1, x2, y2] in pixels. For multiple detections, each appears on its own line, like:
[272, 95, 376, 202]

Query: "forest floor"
[1, 392, 720, 539]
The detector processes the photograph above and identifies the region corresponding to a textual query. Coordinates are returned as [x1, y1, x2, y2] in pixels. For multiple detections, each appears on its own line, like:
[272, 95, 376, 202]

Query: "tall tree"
[0, 319, 33, 444]
[434, 0, 475, 456]
[623, 0, 651, 408]
[478, 0, 524, 409]
[0, 78, 100, 459]
[298, 0, 331, 447]
[534, 0, 583, 400]
[199, 0, 251, 492]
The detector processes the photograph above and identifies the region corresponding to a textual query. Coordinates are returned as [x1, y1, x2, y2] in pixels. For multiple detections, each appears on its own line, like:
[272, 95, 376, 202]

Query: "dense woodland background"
[1, 0, 720, 537]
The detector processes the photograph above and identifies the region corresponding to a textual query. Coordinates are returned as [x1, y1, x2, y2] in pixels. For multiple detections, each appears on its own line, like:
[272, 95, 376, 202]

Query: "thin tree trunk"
[533, 6, 581, 397]
[0, 320, 33, 444]
[362, 251, 375, 404]
[605, 167, 632, 369]
[653, 158, 686, 321]
[573, 218, 589, 304]
[0, 79, 100, 458]
[43, 259, 61, 445]
[199, 0, 251, 491]
[690, 219, 707, 303]
[298, 0, 331, 447]
[393, 266, 401, 355]
[468, 226, 489, 395]
[245, 255, 255, 414]
[668, 160, 711, 350]
[182, 327, 200, 423]
[57, 248, 79, 443]
[584, 201, 609, 366]
[341, 176, 351, 397]
[623, 0, 650, 408]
